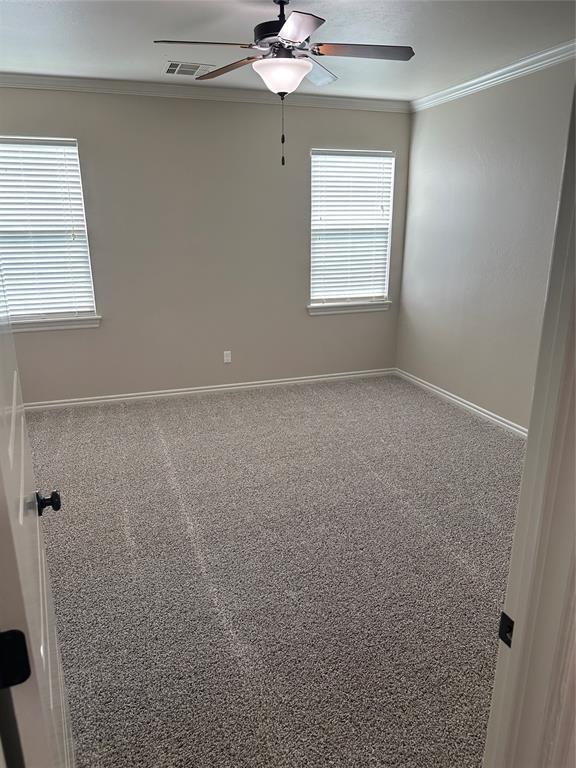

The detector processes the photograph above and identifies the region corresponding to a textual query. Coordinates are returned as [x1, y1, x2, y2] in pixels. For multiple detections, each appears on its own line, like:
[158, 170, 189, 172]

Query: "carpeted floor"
[28, 376, 524, 768]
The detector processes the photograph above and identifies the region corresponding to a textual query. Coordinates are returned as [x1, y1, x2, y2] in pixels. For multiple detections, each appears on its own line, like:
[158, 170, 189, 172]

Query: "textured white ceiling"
[0, 1, 573, 100]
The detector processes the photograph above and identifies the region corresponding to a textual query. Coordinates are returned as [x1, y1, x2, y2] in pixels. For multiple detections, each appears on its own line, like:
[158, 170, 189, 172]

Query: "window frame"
[307, 148, 395, 316]
[0, 136, 100, 332]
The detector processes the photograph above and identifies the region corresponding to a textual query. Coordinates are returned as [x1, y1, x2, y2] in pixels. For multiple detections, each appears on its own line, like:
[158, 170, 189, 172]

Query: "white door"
[0, 264, 74, 767]
[483, 105, 574, 765]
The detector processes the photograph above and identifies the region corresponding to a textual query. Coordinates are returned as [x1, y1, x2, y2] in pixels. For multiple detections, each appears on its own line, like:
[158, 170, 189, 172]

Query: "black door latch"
[36, 490, 61, 516]
[0, 630, 31, 689]
[499, 611, 514, 648]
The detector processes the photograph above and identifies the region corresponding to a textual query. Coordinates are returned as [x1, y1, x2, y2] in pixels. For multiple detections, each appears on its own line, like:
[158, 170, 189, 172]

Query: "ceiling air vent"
[164, 61, 214, 78]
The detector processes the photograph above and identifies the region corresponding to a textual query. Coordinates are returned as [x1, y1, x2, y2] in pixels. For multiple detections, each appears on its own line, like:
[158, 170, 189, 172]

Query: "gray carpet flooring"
[28, 376, 524, 768]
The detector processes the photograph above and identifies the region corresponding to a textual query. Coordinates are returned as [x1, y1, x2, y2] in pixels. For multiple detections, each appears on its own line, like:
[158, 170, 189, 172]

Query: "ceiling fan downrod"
[273, 0, 289, 24]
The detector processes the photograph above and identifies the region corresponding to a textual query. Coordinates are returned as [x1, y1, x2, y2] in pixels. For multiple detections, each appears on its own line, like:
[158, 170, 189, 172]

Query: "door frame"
[483, 98, 575, 766]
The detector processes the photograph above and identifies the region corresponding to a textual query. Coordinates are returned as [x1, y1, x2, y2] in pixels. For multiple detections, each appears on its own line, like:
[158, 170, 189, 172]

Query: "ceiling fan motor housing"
[253, 19, 285, 46]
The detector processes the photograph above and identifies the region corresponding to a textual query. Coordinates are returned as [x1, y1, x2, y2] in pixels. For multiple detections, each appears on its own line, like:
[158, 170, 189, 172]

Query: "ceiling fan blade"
[312, 43, 415, 61]
[154, 40, 252, 48]
[304, 57, 338, 87]
[279, 11, 325, 44]
[195, 57, 262, 81]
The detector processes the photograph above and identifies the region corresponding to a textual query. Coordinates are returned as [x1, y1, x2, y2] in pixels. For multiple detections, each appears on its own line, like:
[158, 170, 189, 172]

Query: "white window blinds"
[309, 150, 395, 307]
[0, 137, 97, 322]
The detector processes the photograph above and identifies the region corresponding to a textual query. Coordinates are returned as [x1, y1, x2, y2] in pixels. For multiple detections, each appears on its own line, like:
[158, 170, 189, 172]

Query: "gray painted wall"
[396, 63, 574, 428]
[1, 66, 573, 417]
[0, 89, 410, 403]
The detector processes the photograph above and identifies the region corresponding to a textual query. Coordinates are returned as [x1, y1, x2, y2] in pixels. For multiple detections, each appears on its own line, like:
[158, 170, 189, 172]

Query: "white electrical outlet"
[223, 350, 232, 364]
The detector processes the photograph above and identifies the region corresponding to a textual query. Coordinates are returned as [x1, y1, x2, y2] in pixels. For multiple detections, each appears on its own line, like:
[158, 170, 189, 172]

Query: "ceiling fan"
[154, 0, 415, 96]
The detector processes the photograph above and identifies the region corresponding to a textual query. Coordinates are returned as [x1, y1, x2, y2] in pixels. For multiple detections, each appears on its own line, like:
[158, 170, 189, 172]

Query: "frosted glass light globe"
[252, 57, 313, 95]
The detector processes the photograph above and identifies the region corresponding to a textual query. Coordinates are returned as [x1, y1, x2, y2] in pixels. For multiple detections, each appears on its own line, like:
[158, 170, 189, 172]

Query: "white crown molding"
[0, 72, 410, 113]
[394, 369, 528, 437]
[0, 40, 572, 117]
[413, 40, 576, 112]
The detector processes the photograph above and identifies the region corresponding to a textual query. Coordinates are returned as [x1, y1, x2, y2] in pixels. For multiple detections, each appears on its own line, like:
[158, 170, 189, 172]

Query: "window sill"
[307, 300, 392, 316]
[10, 315, 102, 333]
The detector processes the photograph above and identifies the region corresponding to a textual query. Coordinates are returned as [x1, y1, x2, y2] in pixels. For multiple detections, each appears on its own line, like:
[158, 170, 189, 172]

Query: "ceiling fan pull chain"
[280, 92, 286, 166]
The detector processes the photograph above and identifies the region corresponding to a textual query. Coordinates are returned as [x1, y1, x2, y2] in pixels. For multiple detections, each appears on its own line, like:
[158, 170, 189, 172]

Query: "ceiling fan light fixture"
[252, 57, 312, 94]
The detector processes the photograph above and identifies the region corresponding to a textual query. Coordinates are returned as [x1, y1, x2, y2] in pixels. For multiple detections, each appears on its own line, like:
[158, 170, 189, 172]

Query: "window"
[0, 137, 99, 330]
[309, 149, 395, 314]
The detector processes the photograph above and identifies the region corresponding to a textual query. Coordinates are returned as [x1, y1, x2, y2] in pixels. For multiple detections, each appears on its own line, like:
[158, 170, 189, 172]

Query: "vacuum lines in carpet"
[28, 376, 524, 768]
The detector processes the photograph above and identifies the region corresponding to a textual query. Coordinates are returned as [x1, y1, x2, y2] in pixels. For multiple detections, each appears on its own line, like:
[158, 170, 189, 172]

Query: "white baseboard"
[394, 368, 528, 438]
[23, 368, 395, 411]
[23, 366, 529, 437]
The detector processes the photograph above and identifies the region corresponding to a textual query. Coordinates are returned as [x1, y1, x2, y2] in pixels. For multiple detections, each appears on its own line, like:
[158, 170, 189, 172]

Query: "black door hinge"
[0, 631, 31, 689]
[499, 611, 514, 648]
